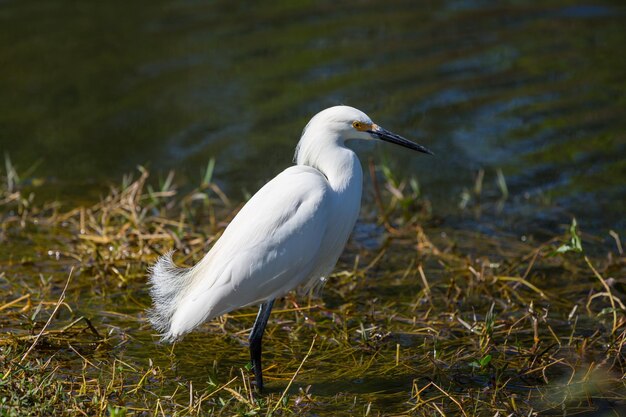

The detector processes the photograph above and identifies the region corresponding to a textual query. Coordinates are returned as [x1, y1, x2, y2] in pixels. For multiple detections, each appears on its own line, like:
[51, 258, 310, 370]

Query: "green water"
[1, 0, 625, 235]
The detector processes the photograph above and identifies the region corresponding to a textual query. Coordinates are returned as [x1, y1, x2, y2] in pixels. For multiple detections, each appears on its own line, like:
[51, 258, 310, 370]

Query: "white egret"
[148, 105, 433, 391]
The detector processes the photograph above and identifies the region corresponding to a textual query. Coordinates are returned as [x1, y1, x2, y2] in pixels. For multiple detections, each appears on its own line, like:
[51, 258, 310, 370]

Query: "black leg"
[249, 299, 274, 392]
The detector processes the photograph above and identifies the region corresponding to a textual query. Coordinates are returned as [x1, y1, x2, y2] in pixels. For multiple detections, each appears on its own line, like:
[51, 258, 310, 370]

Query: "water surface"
[1, 0, 625, 233]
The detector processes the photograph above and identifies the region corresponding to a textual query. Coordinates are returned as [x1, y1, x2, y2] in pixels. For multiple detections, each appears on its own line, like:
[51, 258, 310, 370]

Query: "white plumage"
[147, 106, 432, 390]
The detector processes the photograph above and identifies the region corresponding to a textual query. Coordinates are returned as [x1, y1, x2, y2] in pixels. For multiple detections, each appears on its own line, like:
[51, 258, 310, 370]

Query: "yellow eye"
[352, 121, 371, 131]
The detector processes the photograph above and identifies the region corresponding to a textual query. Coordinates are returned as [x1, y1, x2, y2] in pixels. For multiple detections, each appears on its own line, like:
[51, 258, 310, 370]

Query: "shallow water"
[4, 222, 620, 415]
[1, 0, 624, 236]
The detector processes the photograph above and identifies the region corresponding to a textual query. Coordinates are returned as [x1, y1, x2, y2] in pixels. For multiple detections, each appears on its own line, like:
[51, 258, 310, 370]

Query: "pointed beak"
[367, 124, 434, 156]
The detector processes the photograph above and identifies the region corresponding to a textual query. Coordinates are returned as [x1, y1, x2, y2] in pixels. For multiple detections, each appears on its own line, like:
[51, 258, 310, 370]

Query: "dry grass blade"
[0, 294, 30, 312]
[20, 267, 74, 363]
[495, 276, 547, 298]
[430, 382, 468, 417]
[272, 335, 317, 413]
[585, 256, 622, 334]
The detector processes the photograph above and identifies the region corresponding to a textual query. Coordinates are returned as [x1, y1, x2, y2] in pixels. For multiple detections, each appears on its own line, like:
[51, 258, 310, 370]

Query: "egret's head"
[302, 105, 434, 155]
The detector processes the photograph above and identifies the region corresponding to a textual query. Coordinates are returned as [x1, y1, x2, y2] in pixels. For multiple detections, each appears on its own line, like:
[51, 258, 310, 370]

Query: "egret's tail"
[147, 252, 194, 342]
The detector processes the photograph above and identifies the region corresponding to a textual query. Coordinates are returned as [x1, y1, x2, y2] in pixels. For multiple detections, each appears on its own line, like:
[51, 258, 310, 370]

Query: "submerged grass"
[1, 159, 625, 416]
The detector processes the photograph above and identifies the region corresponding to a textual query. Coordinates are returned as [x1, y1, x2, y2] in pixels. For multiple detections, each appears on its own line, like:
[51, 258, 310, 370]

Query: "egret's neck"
[295, 131, 362, 193]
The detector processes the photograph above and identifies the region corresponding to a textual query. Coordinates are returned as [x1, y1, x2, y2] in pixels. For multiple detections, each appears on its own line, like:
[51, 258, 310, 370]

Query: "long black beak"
[367, 125, 434, 156]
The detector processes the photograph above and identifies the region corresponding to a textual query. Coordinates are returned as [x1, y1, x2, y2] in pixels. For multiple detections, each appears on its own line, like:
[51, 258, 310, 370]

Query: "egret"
[148, 105, 433, 391]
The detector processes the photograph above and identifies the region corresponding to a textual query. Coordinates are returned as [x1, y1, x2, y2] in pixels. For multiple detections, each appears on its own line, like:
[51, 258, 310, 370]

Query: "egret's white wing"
[162, 165, 331, 339]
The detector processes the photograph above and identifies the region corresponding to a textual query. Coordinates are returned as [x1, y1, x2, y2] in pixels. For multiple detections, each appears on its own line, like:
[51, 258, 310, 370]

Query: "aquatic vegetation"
[1, 163, 625, 416]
